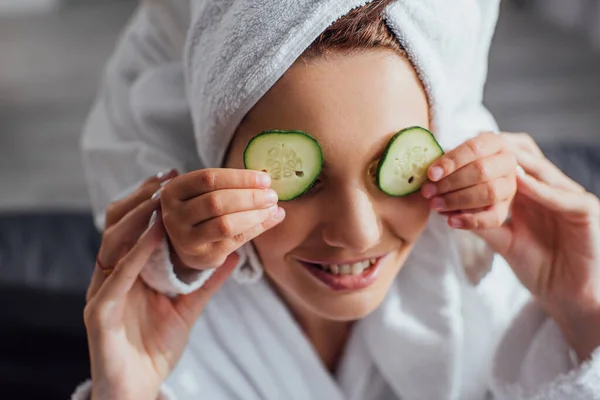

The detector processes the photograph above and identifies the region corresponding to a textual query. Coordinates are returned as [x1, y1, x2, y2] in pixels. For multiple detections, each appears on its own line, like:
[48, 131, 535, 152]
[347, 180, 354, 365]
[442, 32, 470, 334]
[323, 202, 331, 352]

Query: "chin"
[304, 290, 389, 321]
[262, 245, 412, 324]
[275, 255, 404, 323]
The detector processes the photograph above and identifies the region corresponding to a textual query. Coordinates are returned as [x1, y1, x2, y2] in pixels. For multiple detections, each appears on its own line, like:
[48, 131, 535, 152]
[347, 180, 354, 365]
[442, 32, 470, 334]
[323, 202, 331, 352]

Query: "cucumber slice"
[244, 130, 323, 201]
[377, 126, 444, 196]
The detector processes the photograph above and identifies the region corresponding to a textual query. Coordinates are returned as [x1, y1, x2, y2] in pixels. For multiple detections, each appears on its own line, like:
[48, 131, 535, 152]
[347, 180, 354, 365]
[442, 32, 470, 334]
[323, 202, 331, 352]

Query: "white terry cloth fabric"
[72, 254, 600, 400]
[76, 0, 600, 399]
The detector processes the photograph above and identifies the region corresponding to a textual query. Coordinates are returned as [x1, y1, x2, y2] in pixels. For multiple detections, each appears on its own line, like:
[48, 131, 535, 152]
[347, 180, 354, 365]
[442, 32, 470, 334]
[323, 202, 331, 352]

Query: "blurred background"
[0, 0, 599, 398]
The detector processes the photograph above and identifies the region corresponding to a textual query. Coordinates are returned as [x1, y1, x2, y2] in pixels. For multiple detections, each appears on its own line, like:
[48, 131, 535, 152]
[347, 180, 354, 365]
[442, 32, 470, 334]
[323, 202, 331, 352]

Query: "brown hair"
[302, 0, 406, 59]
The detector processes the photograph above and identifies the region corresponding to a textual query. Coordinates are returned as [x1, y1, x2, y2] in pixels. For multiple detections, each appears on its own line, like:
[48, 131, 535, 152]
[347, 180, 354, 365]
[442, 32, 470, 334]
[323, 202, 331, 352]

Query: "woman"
[75, 0, 600, 398]
[78, 133, 600, 400]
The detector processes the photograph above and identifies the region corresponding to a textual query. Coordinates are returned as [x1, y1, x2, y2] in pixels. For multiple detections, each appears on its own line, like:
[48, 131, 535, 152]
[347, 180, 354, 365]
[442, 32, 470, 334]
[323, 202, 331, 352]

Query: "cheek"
[251, 203, 318, 269]
[386, 194, 431, 239]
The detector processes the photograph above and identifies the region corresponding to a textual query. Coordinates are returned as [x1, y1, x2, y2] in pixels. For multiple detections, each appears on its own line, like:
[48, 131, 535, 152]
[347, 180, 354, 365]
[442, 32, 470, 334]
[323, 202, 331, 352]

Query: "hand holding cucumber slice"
[244, 130, 323, 201]
[376, 126, 444, 196]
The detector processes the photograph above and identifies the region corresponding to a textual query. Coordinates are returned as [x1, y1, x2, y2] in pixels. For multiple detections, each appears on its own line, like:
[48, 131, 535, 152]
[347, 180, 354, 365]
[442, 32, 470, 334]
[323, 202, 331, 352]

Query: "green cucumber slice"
[244, 130, 323, 201]
[377, 126, 444, 196]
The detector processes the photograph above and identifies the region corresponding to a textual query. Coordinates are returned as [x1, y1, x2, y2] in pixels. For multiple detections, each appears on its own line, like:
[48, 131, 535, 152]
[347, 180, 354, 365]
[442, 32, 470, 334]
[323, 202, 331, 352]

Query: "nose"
[321, 189, 381, 253]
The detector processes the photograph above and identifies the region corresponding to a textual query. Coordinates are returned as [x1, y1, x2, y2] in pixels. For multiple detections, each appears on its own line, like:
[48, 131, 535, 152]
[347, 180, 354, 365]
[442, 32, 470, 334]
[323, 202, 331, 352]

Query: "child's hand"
[159, 169, 285, 270]
[420, 132, 517, 230]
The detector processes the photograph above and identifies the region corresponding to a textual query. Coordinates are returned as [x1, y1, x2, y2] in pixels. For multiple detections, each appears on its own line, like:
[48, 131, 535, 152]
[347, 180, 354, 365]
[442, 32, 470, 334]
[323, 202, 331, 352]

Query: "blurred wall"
[533, 0, 600, 48]
[0, 1, 136, 211]
[0, 0, 59, 16]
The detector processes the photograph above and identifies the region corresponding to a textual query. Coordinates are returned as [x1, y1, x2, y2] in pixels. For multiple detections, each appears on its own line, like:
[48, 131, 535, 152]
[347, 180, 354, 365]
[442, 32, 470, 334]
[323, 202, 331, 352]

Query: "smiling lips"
[297, 256, 386, 291]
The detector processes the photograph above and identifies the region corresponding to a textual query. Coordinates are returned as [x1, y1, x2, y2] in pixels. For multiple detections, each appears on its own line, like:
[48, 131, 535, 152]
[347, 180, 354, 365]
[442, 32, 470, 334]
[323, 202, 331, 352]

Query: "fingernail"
[421, 183, 438, 198]
[257, 173, 271, 188]
[156, 170, 169, 180]
[157, 169, 177, 181]
[151, 188, 162, 201]
[516, 165, 526, 178]
[267, 205, 279, 215]
[265, 189, 278, 204]
[449, 217, 463, 228]
[149, 210, 158, 227]
[431, 197, 446, 211]
[160, 178, 172, 188]
[429, 166, 444, 182]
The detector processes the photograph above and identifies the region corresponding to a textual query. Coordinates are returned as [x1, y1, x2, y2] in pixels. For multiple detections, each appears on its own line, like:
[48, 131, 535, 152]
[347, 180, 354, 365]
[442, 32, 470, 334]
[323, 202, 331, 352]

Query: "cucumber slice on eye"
[376, 126, 444, 196]
[243, 130, 323, 201]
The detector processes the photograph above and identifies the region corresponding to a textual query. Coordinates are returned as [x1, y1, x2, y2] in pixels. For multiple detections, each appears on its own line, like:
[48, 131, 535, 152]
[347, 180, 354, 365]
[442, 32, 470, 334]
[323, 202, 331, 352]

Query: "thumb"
[173, 252, 239, 325]
[474, 224, 513, 257]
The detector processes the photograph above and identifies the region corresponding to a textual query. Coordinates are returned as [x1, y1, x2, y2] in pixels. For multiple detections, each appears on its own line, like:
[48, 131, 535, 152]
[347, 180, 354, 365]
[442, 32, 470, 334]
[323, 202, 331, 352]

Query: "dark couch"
[0, 143, 598, 399]
[0, 213, 100, 398]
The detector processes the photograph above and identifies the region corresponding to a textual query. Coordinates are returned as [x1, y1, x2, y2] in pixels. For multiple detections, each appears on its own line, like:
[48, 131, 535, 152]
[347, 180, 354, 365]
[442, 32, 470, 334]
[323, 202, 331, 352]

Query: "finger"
[428, 132, 504, 182]
[178, 205, 283, 245]
[446, 202, 511, 230]
[502, 132, 544, 158]
[104, 169, 177, 228]
[163, 169, 271, 203]
[517, 171, 600, 216]
[97, 214, 165, 301]
[473, 224, 513, 256]
[98, 197, 161, 269]
[173, 252, 239, 326]
[92, 197, 160, 300]
[512, 147, 585, 193]
[430, 176, 516, 212]
[86, 266, 106, 303]
[176, 207, 286, 269]
[180, 188, 278, 225]
[439, 206, 487, 218]
[423, 152, 516, 198]
[212, 207, 286, 255]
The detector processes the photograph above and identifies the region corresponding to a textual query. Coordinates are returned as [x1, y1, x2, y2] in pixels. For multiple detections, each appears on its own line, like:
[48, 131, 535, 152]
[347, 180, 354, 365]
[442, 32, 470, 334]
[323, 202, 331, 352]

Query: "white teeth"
[351, 263, 364, 275]
[351, 261, 371, 275]
[318, 260, 375, 275]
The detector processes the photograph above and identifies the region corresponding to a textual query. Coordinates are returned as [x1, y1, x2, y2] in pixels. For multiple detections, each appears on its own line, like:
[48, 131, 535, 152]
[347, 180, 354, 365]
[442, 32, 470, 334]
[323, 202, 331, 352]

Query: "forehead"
[237, 51, 430, 161]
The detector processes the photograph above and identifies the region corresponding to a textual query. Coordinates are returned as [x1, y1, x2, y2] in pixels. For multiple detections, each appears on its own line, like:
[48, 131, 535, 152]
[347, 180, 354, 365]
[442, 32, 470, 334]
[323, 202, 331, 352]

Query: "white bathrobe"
[74, 0, 600, 399]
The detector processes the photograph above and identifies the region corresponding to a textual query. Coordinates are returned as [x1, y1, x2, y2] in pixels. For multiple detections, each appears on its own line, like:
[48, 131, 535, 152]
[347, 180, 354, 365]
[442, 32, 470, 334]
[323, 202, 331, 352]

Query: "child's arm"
[81, 0, 198, 230]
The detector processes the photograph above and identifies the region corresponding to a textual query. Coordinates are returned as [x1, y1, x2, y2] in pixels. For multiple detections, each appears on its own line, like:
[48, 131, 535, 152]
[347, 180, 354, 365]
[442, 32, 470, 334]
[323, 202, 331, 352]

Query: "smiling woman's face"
[224, 50, 431, 322]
